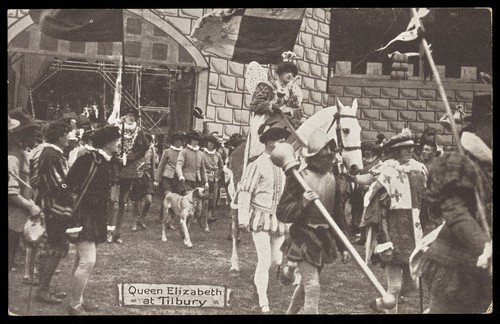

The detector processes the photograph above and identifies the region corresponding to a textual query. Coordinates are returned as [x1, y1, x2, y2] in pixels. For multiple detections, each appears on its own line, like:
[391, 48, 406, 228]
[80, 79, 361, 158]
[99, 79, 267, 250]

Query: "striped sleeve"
[239, 159, 260, 195]
[8, 155, 21, 195]
[39, 150, 69, 193]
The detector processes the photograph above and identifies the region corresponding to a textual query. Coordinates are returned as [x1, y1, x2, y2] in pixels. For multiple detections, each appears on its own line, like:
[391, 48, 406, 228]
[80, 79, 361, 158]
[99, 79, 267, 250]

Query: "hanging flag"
[191, 8, 305, 64]
[375, 28, 419, 52]
[107, 56, 123, 125]
[29, 9, 123, 42]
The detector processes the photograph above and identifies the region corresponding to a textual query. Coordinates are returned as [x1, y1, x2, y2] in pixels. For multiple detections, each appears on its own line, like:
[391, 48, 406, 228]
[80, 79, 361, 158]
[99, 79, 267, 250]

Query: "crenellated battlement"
[328, 61, 492, 150]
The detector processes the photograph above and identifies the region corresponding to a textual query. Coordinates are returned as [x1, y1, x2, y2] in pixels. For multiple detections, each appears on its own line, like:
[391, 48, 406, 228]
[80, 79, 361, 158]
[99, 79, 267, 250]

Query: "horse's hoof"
[204, 228, 210, 233]
[161, 237, 167, 242]
[229, 269, 239, 277]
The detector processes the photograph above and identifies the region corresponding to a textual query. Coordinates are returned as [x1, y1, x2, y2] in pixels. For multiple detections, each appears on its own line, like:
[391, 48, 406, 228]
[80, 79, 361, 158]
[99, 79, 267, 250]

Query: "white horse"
[228, 97, 363, 274]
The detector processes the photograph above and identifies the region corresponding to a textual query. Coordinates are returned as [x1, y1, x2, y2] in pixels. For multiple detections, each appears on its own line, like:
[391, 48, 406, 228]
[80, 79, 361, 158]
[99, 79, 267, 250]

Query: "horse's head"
[335, 98, 363, 173]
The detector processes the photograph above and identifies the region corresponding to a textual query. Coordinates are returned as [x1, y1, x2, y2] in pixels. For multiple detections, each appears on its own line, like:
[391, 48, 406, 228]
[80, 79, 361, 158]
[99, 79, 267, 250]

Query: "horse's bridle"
[326, 112, 362, 152]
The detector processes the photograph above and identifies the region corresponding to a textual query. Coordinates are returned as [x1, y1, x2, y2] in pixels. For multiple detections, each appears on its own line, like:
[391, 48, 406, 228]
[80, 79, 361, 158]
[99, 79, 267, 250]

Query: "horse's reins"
[326, 112, 361, 152]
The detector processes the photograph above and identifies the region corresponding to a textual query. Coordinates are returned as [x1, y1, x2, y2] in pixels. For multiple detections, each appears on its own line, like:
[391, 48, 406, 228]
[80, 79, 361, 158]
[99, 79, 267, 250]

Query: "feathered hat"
[384, 128, 416, 149]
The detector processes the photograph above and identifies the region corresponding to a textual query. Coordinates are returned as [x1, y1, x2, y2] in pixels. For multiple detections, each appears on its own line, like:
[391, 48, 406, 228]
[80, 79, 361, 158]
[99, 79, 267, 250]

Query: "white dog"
[161, 187, 209, 248]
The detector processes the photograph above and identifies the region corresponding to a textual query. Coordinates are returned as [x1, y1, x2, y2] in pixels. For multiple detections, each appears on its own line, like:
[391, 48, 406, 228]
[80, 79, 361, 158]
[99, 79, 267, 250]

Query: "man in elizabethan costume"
[277, 128, 349, 314]
[201, 134, 224, 228]
[413, 94, 492, 313]
[155, 131, 185, 228]
[361, 128, 427, 314]
[237, 126, 290, 313]
[65, 125, 121, 315]
[35, 121, 74, 304]
[109, 107, 150, 244]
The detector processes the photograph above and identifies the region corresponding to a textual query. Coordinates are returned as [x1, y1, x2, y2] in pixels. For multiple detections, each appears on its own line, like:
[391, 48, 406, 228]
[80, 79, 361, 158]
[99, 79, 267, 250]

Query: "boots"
[36, 252, 66, 304]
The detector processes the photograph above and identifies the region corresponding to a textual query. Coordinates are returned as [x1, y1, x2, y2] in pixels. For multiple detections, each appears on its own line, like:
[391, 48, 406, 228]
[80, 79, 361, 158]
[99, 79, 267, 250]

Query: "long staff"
[271, 143, 396, 309]
[410, 8, 490, 237]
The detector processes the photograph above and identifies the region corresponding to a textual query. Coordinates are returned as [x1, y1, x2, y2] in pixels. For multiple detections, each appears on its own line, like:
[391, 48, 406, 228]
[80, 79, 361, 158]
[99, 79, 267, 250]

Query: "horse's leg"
[229, 208, 240, 274]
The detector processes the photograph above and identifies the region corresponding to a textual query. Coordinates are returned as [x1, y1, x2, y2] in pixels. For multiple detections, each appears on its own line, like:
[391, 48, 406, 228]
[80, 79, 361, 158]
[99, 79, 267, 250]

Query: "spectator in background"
[201, 134, 224, 229]
[110, 108, 150, 244]
[8, 109, 42, 272]
[130, 133, 158, 232]
[155, 131, 185, 227]
[420, 140, 439, 170]
[68, 130, 94, 168]
[176, 130, 208, 194]
[176, 130, 209, 230]
[350, 141, 381, 244]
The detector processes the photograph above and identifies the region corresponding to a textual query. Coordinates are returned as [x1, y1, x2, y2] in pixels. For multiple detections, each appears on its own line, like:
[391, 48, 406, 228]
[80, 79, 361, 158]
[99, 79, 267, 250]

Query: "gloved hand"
[342, 251, 350, 263]
[302, 190, 319, 207]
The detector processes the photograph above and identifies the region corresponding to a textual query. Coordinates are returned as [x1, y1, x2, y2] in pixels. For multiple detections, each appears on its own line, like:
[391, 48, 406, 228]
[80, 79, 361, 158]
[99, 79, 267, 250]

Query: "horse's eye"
[342, 128, 350, 134]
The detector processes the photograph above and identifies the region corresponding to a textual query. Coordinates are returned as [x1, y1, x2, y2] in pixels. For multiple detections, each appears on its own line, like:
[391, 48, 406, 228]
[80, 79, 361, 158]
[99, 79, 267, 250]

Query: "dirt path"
[8, 195, 427, 315]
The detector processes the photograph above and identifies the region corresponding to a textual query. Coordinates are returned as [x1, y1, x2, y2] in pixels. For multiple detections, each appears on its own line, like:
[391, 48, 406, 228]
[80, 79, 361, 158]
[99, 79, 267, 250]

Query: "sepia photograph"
[7, 8, 492, 316]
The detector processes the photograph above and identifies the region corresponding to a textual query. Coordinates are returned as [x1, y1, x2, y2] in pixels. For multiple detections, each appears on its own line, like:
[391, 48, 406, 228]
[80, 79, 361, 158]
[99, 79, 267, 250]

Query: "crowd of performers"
[8, 56, 492, 315]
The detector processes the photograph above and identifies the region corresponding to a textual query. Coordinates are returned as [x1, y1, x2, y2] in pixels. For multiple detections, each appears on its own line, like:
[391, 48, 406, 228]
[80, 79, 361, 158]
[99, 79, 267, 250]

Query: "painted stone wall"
[328, 61, 492, 150]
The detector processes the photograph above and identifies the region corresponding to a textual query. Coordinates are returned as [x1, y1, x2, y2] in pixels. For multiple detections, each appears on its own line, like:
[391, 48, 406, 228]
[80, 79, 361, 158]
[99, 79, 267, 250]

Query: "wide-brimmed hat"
[171, 131, 186, 142]
[187, 129, 202, 141]
[259, 126, 291, 144]
[361, 141, 376, 152]
[384, 128, 416, 149]
[302, 128, 336, 157]
[8, 116, 20, 131]
[122, 107, 139, 118]
[9, 107, 40, 132]
[193, 107, 205, 119]
[202, 134, 221, 148]
[92, 125, 121, 148]
[42, 121, 72, 144]
[226, 133, 246, 148]
[464, 94, 492, 127]
[61, 111, 79, 121]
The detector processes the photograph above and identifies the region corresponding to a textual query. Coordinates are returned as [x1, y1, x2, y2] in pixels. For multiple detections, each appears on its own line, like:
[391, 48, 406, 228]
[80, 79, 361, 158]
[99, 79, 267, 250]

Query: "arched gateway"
[8, 9, 209, 135]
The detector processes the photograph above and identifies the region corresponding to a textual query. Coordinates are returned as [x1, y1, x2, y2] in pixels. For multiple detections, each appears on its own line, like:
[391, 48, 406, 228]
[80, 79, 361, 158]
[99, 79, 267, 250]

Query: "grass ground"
[8, 195, 427, 316]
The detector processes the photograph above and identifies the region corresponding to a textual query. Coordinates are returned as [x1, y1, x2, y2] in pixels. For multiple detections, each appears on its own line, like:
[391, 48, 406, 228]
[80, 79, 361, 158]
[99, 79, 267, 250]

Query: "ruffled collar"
[171, 145, 182, 152]
[123, 121, 137, 131]
[187, 144, 199, 151]
[383, 158, 425, 174]
[45, 143, 64, 154]
[461, 131, 492, 164]
[203, 148, 216, 155]
[97, 149, 113, 161]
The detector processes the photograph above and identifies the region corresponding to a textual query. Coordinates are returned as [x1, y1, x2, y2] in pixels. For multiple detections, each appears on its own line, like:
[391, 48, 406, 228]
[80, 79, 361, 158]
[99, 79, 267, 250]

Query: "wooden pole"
[411, 8, 490, 238]
[289, 166, 394, 307]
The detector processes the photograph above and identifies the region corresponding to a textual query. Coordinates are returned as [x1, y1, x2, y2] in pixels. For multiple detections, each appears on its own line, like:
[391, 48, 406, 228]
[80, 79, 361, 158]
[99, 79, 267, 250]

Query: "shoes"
[369, 298, 384, 314]
[67, 306, 83, 316]
[22, 276, 39, 286]
[82, 301, 100, 312]
[113, 237, 123, 244]
[207, 218, 218, 224]
[50, 289, 67, 299]
[278, 265, 295, 286]
[106, 231, 113, 243]
[36, 291, 63, 304]
[136, 221, 147, 230]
